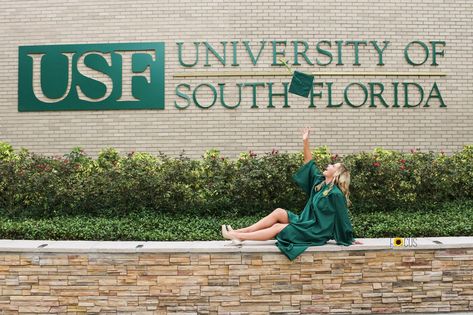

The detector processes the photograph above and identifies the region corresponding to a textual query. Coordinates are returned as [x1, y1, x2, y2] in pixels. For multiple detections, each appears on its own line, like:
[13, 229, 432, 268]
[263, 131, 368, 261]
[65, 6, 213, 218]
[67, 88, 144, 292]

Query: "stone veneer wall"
[1, 248, 473, 314]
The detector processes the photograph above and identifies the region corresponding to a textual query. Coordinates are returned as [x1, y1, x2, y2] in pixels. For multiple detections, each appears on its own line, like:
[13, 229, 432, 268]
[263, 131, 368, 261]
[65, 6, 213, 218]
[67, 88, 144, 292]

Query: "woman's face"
[323, 163, 341, 178]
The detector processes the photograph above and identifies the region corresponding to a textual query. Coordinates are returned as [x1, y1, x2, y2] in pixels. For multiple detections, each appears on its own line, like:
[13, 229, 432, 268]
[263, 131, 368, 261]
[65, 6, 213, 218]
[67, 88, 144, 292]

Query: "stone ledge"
[0, 236, 472, 253]
[1, 237, 472, 314]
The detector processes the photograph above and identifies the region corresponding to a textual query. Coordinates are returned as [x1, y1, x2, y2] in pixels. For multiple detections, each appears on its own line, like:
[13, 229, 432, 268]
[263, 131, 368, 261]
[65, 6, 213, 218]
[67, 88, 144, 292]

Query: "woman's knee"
[273, 208, 289, 223]
[272, 207, 284, 216]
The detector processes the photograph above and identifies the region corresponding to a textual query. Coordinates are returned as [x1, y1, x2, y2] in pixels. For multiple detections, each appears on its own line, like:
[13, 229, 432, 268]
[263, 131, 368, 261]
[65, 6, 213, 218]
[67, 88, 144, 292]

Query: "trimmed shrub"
[0, 142, 472, 218]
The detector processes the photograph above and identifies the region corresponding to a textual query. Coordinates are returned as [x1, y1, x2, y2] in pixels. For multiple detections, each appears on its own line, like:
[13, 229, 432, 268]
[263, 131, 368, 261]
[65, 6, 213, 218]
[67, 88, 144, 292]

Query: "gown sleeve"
[329, 192, 355, 246]
[292, 160, 325, 195]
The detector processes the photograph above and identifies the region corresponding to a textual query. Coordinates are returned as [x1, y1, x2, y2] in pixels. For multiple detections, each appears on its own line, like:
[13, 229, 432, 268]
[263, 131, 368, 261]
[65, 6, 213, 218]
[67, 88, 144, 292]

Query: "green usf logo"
[18, 42, 165, 111]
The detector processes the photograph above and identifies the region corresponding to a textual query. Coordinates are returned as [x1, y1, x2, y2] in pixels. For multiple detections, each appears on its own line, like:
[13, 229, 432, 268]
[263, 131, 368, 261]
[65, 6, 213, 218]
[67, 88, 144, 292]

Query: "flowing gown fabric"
[275, 160, 355, 261]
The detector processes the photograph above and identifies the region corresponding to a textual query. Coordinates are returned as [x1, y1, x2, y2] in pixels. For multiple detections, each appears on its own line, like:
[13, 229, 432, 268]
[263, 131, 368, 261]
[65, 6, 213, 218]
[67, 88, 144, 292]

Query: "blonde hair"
[314, 163, 352, 208]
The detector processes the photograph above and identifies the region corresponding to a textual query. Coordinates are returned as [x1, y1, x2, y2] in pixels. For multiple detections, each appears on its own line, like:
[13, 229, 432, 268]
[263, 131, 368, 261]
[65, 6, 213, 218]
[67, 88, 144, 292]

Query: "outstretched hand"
[301, 127, 311, 141]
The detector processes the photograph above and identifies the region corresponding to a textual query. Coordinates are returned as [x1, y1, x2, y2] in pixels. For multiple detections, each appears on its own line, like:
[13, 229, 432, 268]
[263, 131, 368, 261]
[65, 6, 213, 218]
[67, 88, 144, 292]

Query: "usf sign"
[18, 42, 165, 111]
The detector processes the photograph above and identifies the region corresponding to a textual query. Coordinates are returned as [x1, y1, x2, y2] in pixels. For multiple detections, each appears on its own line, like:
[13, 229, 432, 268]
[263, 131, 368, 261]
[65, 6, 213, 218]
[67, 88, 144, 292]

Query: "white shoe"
[221, 225, 231, 240]
[221, 225, 243, 245]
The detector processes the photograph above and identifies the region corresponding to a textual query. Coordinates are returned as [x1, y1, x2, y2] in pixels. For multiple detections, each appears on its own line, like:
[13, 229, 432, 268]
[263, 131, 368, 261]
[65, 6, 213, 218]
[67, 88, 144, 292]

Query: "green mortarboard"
[289, 70, 314, 98]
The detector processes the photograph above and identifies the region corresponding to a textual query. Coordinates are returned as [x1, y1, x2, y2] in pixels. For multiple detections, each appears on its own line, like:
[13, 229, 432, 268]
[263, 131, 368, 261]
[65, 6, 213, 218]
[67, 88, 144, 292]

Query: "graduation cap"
[279, 58, 314, 98]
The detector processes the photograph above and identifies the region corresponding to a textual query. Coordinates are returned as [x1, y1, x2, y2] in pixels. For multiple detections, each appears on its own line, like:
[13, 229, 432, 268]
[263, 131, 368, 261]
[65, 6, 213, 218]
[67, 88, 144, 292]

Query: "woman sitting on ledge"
[221, 127, 362, 261]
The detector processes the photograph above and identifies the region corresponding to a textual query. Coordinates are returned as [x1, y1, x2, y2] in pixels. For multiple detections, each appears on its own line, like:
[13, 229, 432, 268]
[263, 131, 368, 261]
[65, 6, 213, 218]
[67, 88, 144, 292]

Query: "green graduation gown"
[275, 159, 355, 261]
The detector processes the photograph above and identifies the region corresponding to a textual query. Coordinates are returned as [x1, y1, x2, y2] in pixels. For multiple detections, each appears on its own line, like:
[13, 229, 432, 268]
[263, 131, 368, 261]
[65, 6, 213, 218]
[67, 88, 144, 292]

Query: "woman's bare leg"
[233, 208, 289, 233]
[229, 223, 288, 241]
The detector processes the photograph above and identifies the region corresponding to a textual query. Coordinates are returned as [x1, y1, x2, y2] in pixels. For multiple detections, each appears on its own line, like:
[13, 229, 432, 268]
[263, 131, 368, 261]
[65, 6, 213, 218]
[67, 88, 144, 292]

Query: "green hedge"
[0, 199, 471, 240]
[0, 142, 472, 218]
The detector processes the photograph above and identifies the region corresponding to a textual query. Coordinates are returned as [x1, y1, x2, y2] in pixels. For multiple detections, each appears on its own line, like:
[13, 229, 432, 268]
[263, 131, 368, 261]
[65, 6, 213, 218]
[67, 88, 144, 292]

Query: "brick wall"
[0, 0, 472, 159]
[1, 248, 473, 313]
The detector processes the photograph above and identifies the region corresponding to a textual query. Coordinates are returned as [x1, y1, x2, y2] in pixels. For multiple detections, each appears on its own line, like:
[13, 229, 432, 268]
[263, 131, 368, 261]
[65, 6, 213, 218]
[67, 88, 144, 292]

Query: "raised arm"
[292, 127, 324, 194]
[302, 127, 313, 164]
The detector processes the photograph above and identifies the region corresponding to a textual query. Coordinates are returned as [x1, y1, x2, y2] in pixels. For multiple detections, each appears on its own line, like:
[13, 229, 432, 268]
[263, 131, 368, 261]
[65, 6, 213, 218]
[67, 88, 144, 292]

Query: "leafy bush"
[0, 142, 472, 219]
[0, 199, 471, 240]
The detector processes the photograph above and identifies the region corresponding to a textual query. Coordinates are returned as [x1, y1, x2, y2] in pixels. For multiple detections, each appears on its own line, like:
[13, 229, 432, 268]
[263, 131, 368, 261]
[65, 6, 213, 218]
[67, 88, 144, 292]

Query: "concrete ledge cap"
[0, 237, 472, 253]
